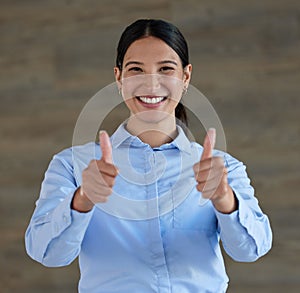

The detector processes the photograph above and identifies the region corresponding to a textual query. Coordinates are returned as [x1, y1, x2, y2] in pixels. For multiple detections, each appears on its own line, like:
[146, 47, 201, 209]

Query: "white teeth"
[139, 96, 165, 104]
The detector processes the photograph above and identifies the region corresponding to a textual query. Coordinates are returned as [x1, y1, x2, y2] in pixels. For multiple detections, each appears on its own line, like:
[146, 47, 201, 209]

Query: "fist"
[72, 131, 118, 212]
[193, 129, 237, 213]
[81, 131, 119, 204]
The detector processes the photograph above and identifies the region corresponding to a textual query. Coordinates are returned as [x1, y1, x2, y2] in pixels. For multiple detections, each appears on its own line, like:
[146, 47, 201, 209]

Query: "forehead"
[123, 36, 180, 63]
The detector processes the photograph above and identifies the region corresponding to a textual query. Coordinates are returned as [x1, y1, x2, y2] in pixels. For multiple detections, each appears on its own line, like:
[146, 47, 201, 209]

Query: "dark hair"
[116, 19, 189, 125]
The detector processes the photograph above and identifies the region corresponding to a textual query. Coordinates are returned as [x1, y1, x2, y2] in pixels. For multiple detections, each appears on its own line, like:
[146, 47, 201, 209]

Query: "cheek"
[121, 75, 144, 101]
[123, 98, 135, 112]
[160, 76, 184, 103]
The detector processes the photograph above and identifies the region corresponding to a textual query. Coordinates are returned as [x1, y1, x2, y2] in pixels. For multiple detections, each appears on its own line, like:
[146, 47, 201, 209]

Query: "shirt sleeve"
[214, 153, 273, 262]
[25, 148, 94, 267]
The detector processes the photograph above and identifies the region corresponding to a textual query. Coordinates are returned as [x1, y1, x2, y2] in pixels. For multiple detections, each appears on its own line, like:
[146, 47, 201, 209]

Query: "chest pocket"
[172, 187, 218, 233]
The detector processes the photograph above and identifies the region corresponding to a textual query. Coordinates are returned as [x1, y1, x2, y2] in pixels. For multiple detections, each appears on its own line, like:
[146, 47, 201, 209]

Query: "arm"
[215, 153, 273, 262]
[25, 148, 94, 267]
[25, 132, 118, 267]
[194, 129, 272, 261]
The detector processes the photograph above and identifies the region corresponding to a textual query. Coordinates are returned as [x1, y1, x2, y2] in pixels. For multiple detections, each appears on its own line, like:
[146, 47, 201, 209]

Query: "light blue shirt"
[25, 124, 272, 293]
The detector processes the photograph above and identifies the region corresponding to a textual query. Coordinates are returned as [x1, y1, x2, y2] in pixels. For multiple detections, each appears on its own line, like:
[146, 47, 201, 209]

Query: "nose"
[144, 74, 161, 90]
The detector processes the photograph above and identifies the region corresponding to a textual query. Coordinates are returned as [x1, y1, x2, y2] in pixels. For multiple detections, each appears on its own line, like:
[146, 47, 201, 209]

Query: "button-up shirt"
[25, 124, 272, 293]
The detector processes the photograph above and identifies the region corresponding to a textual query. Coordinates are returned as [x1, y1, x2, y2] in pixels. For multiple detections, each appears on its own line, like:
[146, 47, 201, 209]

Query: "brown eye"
[160, 66, 174, 73]
[128, 67, 143, 72]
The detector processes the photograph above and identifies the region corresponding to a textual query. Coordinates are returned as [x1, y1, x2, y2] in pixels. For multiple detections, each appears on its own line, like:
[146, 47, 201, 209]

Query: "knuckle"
[104, 180, 113, 188]
[98, 172, 106, 181]
[109, 178, 116, 187]
[113, 168, 119, 177]
[196, 184, 202, 192]
[90, 159, 97, 166]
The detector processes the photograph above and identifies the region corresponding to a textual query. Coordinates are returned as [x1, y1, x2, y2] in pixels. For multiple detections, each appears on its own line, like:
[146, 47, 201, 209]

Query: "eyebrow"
[124, 60, 178, 68]
[157, 60, 178, 66]
[124, 61, 143, 68]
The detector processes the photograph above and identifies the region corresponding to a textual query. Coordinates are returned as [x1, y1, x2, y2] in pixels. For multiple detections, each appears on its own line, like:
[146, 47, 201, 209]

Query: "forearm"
[216, 191, 272, 262]
[215, 153, 272, 261]
[25, 193, 94, 267]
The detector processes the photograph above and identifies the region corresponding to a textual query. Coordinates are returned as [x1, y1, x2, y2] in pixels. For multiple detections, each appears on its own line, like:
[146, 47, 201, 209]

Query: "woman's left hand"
[193, 129, 237, 214]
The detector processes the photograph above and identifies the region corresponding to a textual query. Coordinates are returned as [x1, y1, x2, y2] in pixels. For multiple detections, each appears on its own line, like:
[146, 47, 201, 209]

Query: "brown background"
[0, 0, 299, 292]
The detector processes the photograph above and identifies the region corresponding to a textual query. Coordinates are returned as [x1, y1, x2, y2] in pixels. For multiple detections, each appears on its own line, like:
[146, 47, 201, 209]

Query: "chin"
[131, 110, 175, 128]
[135, 111, 170, 123]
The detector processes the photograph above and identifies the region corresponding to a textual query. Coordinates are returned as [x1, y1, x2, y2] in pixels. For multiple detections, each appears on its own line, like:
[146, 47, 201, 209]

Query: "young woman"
[25, 19, 272, 293]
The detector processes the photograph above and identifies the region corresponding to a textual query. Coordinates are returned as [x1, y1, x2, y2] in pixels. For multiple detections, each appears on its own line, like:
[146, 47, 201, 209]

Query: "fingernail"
[208, 128, 216, 145]
[99, 130, 107, 141]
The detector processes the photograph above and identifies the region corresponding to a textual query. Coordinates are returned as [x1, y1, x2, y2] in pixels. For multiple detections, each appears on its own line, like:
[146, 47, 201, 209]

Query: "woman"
[25, 19, 272, 293]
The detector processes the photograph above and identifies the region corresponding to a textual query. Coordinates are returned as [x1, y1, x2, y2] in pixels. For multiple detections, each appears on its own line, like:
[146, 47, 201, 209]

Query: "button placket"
[147, 149, 171, 293]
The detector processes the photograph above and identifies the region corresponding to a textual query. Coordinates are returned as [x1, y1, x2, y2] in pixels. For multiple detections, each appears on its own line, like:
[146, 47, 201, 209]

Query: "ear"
[183, 64, 192, 88]
[114, 66, 122, 89]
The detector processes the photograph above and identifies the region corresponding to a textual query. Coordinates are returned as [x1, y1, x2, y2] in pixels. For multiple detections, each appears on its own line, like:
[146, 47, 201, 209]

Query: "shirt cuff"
[214, 187, 262, 250]
[214, 185, 257, 235]
[214, 208, 241, 230]
[51, 192, 94, 239]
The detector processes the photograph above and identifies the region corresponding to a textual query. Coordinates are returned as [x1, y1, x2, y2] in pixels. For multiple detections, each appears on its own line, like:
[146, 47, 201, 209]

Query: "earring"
[183, 86, 188, 95]
[118, 87, 122, 96]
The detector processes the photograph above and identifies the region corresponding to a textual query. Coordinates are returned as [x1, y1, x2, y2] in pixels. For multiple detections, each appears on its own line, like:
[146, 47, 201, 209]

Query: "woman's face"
[114, 36, 192, 124]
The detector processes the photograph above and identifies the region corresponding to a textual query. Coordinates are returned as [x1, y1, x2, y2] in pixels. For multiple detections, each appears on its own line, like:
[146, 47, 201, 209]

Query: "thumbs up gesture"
[72, 131, 119, 212]
[193, 129, 237, 214]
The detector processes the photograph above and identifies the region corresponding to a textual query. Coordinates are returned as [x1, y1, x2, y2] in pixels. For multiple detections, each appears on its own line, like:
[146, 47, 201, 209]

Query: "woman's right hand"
[72, 131, 119, 212]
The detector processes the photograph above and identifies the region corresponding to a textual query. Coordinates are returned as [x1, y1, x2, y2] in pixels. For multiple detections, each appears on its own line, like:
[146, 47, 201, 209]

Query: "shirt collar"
[110, 123, 192, 155]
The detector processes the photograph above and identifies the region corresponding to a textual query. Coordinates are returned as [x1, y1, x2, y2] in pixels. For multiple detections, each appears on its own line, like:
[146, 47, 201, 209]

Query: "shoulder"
[52, 142, 98, 167]
[190, 141, 245, 170]
[48, 142, 98, 185]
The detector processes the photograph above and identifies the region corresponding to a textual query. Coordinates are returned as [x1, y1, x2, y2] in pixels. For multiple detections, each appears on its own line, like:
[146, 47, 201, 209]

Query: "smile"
[136, 96, 167, 104]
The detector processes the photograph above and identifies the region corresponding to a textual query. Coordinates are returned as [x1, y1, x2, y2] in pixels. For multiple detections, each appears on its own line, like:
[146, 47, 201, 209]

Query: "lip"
[135, 95, 168, 108]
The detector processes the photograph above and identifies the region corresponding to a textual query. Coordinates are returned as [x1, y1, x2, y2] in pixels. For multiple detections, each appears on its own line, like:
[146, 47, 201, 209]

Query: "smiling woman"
[114, 22, 192, 148]
[116, 19, 191, 127]
[25, 19, 272, 293]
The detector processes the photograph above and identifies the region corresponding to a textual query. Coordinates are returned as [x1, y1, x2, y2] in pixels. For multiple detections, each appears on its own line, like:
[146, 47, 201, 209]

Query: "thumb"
[99, 130, 113, 164]
[201, 128, 216, 160]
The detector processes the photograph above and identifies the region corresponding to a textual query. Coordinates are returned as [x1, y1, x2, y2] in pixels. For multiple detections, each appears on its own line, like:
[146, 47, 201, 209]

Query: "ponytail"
[175, 102, 188, 126]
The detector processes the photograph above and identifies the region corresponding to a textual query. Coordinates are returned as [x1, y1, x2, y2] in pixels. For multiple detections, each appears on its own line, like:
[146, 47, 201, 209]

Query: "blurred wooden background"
[0, 0, 299, 292]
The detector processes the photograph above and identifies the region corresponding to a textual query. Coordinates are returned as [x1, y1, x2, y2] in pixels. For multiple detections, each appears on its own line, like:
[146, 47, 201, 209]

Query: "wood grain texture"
[0, 1, 299, 292]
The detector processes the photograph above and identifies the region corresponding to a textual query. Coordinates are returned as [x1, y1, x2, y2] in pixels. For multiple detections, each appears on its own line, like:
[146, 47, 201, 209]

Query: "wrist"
[71, 187, 94, 213]
[212, 187, 238, 214]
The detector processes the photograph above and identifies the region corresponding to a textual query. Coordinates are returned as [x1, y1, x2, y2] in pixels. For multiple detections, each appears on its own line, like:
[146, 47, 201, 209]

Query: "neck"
[126, 115, 178, 148]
